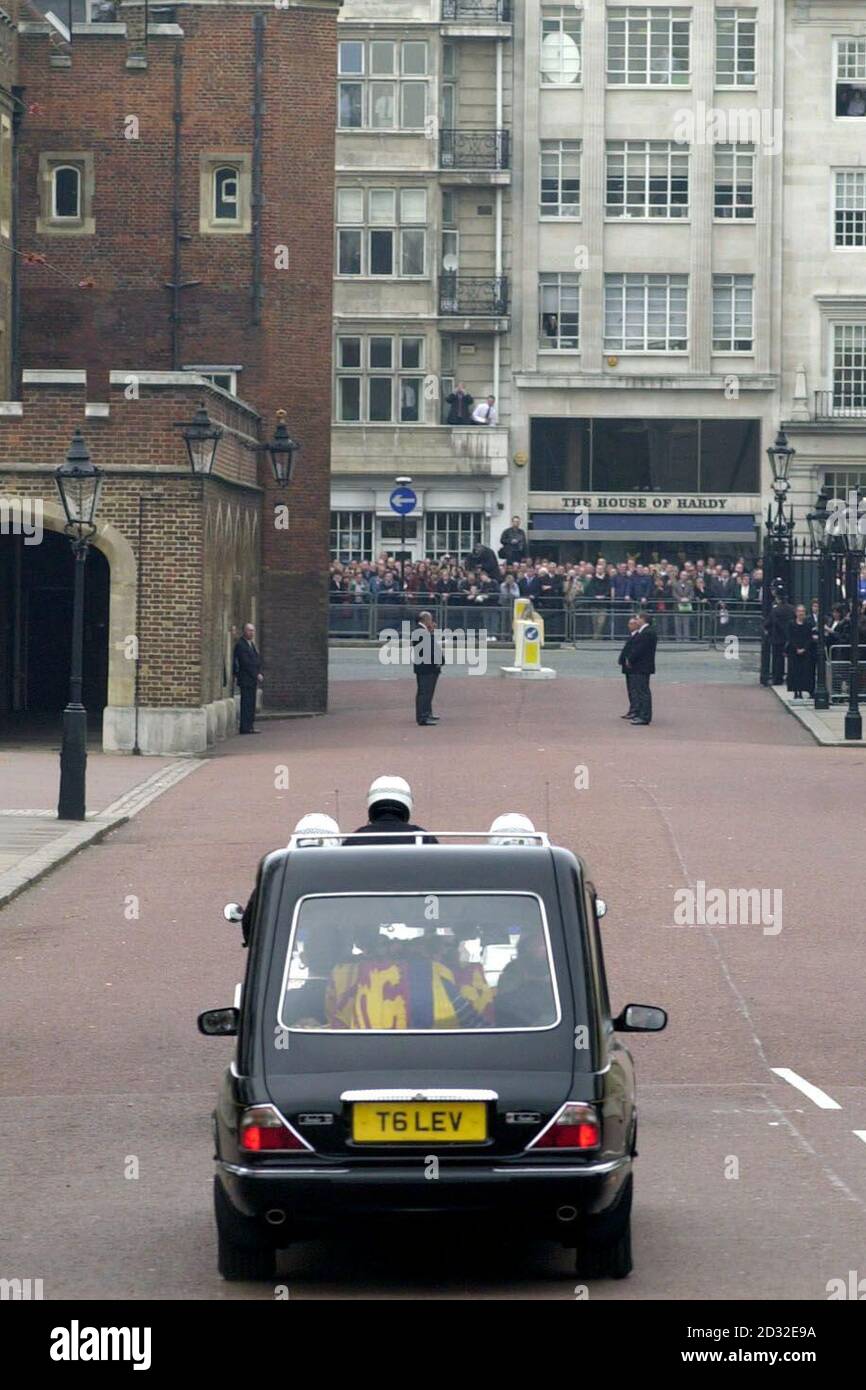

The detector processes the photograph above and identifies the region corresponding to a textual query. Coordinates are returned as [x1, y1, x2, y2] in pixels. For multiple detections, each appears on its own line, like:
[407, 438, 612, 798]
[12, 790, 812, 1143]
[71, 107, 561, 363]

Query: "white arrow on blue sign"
[389, 485, 417, 515]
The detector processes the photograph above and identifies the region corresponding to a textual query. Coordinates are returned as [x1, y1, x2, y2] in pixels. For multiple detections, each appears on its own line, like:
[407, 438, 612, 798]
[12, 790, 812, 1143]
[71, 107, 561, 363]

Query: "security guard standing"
[411, 610, 444, 726]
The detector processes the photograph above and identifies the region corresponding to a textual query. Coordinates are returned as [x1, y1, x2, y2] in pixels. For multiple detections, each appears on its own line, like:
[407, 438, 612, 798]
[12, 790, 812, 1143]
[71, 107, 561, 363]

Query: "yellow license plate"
[352, 1101, 487, 1143]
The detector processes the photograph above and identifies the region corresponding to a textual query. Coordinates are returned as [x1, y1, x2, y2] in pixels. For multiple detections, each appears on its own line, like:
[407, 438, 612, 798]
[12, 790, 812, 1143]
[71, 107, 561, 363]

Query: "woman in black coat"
[785, 605, 815, 700]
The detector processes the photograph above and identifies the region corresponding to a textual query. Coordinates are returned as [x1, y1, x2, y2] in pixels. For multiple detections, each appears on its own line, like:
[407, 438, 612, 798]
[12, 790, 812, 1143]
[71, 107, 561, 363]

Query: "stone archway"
[37, 502, 137, 734]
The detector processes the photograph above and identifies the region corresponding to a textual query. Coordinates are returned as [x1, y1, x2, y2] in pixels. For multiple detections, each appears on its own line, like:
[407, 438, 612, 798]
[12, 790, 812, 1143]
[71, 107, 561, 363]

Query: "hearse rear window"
[277, 893, 560, 1032]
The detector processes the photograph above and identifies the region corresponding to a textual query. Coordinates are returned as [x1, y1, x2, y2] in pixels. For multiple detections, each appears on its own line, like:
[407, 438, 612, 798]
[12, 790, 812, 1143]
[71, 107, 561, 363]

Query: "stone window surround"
[37, 151, 95, 236]
[199, 152, 251, 236]
[816, 295, 866, 390]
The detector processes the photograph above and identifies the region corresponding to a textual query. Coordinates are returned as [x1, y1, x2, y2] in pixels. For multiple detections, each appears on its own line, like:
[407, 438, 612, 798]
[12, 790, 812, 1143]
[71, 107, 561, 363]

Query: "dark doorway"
[0, 531, 109, 737]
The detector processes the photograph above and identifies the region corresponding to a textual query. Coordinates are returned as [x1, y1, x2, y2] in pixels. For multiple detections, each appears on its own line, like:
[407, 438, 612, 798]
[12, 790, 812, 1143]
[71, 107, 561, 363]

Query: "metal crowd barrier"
[828, 646, 866, 703]
[328, 594, 763, 645]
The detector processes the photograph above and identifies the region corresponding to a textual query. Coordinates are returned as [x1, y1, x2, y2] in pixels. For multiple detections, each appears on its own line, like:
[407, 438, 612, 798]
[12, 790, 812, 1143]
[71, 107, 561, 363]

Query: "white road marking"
[771, 1068, 842, 1110]
[854, 1131, 866, 1145]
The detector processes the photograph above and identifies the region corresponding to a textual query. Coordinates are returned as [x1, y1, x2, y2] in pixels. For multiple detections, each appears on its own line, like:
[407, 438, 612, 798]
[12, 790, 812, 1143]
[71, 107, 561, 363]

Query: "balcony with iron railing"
[440, 128, 510, 173]
[441, 0, 512, 24]
[814, 390, 866, 421]
[438, 274, 509, 319]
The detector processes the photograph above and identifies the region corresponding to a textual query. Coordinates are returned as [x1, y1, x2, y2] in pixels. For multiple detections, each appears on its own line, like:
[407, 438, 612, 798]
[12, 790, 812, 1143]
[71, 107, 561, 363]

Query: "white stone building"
[329, 1, 866, 568]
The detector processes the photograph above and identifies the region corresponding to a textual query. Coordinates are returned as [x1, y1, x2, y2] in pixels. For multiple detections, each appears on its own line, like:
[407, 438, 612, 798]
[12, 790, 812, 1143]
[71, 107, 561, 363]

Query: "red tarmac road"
[1, 670, 865, 1300]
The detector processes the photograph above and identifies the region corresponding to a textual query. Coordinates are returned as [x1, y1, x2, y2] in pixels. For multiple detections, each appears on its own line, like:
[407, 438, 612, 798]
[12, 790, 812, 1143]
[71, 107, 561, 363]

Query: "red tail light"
[530, 1102, 600, 1151]
[239, 1105, 310, 1153]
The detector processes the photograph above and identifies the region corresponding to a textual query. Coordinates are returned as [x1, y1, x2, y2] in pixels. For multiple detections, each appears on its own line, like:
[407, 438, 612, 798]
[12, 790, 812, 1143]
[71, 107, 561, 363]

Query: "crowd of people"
[330, 521, 766, 640]
[766, 589, 866, 701]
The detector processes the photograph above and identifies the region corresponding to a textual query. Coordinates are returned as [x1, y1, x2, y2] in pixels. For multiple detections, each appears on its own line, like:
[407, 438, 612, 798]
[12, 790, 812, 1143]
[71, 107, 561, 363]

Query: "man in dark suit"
[624, 615, 658, 725]
[765, 590, 795, 686]
[467, 539, 502, 586]
[617, 615, 640, 719]
[233, 622, 262, 734]
[411, 610, 445, 726]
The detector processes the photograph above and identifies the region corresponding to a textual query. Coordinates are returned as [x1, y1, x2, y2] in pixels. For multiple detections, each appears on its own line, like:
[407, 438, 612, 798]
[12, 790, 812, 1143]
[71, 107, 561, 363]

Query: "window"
[184, 366, 240, 396]
[335, 187, 427, 278]
[199, 153, 250, 234]
[835, 39, 866, 117]
[539, 273, 580, 349]
[832, 324, 866, 409]
[604, 273, 689, 352]
[331, 510, 374, 562]
[540, 7, 582, 85]
[336, 334, 426, 424]
[714, 144, 754, 219]
[824, 470, 866, 497]
[278, 893, 559, 1032]
[338, 39, 429, 129]
[606, 140, 689, 219]
[834, 171, 866, 248]
[715, 7, 756, 87]
[38, 152, 94, 234]
[607, 6, 691, 87]
[52, 165, 80, 220]
[540, 140, 581, 217]
[530, 417, 759, 492]
[213, 165, 240, 224]
[426, 511, 484, 558]
[712, 274, 754, 352]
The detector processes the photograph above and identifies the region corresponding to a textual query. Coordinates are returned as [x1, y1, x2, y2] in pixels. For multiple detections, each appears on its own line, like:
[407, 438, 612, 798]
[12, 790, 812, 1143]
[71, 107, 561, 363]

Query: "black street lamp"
[395, 473, 412, 587]
[265, 409, 301, 486]
[54, 430, 103, 821]
[177, 401, 223, 477]
[759, 429, 796, 686]
[835, 520, 864, 740]
[806, 486, 832, 711]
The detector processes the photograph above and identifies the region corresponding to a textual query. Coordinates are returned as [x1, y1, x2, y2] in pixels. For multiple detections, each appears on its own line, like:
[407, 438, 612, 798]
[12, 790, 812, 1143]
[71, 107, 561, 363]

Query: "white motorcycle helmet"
[488, 812, 538, 847]
[367, 775, 413, 821]
[291, 813, 341, 848]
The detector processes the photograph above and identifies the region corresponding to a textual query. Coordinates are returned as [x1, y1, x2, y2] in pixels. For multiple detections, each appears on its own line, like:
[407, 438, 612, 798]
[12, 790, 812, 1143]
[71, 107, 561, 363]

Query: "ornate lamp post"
[177, 400, 223, 477]
[806, 486, 832, 711]
[264, 409, 301, 486]
[759, 429, 796, 686]
[837, 518, 864, 741]
[54, 430, 103, 821]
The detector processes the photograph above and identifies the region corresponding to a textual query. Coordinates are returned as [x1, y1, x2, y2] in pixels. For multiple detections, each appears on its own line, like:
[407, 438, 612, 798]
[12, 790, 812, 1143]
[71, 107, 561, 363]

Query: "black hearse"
[200, 833, 667, 1281]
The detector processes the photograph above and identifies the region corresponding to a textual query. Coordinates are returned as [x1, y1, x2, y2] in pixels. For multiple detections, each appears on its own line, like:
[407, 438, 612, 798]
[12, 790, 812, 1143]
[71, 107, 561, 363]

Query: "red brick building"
[0, 1, 340, 749]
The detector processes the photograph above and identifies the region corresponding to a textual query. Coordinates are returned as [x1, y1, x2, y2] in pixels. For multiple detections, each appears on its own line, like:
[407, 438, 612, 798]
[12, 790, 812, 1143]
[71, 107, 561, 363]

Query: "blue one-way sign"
[389, 485, 417, 516]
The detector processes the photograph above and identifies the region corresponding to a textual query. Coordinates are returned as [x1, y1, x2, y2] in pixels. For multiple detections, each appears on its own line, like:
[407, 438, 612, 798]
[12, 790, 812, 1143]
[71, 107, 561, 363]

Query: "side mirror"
[595, 897, 607, 919]
[224, 902, 244, 923]
[198, 1007, 239, 1037]
[614, 1003, 667, 1033]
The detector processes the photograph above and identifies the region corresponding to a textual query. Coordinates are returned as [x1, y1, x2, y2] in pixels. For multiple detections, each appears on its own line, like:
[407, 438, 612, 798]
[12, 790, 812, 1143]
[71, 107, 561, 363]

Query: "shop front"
[529, 493, 761, 566]
[526, 414, 763, 565]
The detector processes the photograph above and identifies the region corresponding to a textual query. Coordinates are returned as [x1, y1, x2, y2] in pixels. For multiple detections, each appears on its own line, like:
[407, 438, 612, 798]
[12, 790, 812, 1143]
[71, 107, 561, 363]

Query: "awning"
[530, 511, 759, 543]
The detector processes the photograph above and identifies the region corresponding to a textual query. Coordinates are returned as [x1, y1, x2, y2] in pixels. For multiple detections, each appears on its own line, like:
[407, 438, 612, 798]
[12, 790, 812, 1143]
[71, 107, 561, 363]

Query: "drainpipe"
[165, 47, 200, 365]
[169, 47, 183, 368]
[493, 42, 503, 411]
[251, 14, 265, 325]
[10, 86, 23, 395]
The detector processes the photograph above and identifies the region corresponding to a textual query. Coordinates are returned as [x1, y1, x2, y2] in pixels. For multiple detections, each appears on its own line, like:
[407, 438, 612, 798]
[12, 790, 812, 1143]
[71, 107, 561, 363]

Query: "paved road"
[2, 659, 864, 1300]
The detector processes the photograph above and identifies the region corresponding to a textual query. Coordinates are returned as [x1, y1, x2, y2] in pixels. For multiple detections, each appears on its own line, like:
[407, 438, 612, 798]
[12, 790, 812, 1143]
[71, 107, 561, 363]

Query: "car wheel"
[574, 1219, 632, 1280]
[574, 1174, 633, 1281]
[214, 1178, 277, 1283]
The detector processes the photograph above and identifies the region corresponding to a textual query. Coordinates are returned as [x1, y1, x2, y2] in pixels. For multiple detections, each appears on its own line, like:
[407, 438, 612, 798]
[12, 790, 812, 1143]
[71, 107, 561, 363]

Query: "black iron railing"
[442, 0, 512, 21]
[440, 128, 510, 171]
[814, 390, 866, 419]
[439, 274, 509, 316]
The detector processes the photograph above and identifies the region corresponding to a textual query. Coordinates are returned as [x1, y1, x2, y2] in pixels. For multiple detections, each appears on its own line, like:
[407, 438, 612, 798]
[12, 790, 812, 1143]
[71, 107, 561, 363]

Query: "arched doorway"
[0, 530, 110, 736]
